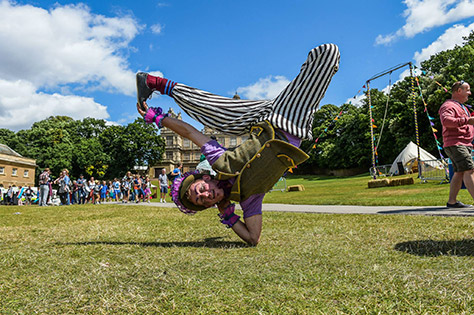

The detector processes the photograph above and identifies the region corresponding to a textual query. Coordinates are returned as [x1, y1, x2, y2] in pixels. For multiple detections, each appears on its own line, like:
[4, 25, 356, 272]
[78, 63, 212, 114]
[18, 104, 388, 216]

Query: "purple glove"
[144, 107, 168, 128]
[218, 203, 240, 228]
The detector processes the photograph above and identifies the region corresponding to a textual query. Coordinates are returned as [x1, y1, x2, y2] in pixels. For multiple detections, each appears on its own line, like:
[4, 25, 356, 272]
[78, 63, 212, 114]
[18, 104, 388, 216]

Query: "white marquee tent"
[389, 141, 444, 175]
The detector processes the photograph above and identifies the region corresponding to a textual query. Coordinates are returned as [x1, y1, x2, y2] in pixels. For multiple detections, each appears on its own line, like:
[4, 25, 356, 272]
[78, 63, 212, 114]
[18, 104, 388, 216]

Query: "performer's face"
[187, 175, 224, 207]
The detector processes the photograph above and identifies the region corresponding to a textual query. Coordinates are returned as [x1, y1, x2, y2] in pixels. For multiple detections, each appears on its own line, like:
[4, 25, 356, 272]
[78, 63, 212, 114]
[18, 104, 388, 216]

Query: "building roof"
[0, 144, 22, 157]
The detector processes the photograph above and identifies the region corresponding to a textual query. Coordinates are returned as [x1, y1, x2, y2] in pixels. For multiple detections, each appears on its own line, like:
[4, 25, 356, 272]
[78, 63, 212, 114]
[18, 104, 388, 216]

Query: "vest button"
[266, 143, 271, 148]
[256, 153, 261, 158]
[247, 164, 251, 168]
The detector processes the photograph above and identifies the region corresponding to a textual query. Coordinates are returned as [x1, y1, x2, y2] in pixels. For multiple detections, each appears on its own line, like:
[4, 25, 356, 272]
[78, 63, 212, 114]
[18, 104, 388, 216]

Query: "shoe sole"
[136, 72, 152, 111]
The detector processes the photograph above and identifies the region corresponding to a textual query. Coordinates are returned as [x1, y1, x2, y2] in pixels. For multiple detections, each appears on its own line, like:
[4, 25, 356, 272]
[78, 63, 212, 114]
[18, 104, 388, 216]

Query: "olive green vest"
[212, 121, 309, 202]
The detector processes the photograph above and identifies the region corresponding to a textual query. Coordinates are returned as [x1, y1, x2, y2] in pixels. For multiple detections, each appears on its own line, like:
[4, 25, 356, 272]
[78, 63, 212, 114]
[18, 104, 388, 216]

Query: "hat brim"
[179, 174, 208, 211]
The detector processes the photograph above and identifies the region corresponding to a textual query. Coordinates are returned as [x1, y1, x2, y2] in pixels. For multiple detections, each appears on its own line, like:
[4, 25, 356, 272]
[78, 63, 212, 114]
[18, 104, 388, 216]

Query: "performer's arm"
[232, 215, 262, 246]
[137, 102, 211, 147]
[161, 116, 211, 148]
[218, 201, 262, 246]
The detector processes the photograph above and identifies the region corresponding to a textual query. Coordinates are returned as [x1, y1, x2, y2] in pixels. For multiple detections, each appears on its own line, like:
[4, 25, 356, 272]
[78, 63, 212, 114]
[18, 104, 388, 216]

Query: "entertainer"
[136, 44, 340, 245]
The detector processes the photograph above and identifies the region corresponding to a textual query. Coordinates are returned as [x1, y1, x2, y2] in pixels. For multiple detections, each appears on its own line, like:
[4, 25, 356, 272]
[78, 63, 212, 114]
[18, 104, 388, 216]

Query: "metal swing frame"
[366, 62, 421, 179]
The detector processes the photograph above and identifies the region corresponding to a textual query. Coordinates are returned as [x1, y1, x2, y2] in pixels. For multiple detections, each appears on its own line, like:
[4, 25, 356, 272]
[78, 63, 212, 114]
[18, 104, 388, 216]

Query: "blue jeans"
[71, 191, 78, 204]
[39, 184, 49, 206]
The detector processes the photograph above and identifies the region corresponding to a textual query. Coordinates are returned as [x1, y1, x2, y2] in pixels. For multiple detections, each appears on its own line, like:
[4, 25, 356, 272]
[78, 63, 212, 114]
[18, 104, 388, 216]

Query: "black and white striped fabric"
[171, 43, 340, 140]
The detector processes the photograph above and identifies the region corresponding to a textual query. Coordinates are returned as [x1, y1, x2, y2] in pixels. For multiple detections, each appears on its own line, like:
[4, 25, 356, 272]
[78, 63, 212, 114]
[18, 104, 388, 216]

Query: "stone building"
[0, 144, 37, 187]
[149, 104, 249, 179]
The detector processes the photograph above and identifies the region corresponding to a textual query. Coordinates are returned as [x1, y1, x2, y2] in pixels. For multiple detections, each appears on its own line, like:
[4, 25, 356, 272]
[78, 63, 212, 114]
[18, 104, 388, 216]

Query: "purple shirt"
[201, 130, 300, 218]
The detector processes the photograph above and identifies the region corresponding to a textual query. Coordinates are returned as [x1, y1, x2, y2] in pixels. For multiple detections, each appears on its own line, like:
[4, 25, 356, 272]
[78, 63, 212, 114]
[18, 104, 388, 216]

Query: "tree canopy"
[299, 32, 474, 173]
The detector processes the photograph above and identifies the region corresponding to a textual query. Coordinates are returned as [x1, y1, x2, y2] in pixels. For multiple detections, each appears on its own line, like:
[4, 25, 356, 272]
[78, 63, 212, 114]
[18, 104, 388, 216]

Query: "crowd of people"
[2, 168, 158, 206]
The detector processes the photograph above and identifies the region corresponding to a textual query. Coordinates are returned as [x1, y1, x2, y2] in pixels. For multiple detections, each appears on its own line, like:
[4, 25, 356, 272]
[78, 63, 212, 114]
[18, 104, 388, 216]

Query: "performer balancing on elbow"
[136, 44, 340, 245]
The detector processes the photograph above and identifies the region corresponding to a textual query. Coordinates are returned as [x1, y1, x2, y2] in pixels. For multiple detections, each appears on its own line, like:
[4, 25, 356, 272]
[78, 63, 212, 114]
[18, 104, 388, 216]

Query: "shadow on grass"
[378, 207, 453, 215]
[59, 237, 249, 249]
[395, 239, 474, 257]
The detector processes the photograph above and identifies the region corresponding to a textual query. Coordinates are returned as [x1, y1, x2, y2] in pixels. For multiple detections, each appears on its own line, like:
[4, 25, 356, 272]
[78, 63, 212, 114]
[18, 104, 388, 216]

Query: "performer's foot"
[136, 72, 154, 110]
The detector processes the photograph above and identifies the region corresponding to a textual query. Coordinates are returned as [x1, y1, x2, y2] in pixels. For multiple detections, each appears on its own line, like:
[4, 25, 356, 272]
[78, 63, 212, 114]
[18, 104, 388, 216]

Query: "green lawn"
[263, 173, 463, 206]
[1, 202, 474, 314]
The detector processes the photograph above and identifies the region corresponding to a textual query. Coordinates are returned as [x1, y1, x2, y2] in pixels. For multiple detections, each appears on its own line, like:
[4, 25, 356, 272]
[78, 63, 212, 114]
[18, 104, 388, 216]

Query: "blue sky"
[2, 0, 474, 131]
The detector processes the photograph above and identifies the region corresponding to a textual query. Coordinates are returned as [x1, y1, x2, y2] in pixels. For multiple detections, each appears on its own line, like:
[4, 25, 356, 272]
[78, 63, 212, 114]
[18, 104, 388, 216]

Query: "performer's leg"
[171, 84, 272, 135]
[138, 73, 272, 135]
[266, 44, 340, 140]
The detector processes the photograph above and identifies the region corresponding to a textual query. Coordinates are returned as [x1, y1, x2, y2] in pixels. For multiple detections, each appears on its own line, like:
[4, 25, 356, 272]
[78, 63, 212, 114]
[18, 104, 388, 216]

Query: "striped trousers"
[170, 44, 340, 140]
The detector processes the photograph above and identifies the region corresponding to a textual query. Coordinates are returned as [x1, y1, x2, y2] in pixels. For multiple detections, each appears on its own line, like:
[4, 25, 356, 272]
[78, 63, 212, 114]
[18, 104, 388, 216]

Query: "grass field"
[3, 174, 474, 314]
[262, 173, 464, 207]
[155, 173, 462, 207]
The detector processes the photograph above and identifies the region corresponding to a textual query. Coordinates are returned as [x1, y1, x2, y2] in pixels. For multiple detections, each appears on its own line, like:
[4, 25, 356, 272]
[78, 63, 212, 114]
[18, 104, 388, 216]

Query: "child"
[100, 180, 108, 203]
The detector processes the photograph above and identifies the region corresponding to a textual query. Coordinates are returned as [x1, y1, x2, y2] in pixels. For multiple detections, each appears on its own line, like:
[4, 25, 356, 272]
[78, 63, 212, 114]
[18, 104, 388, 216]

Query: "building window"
[230, 137, 237, 147]
[217, 137, 225, 146]
[166, 136, 173, 146]
[154, 168, 161, 178]
[166, 152, 173, 160]
[241, 136, 248, 143]
[184, 153, 190, 161]
[0, 167, 4, 175]
[183, 139, 190, 148]
[24, 170, 29, 177]
[12, 168, 17, 176]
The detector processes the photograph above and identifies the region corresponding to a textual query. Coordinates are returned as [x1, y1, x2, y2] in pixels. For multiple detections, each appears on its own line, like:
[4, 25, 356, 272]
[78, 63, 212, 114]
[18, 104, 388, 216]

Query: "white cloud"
[236, 75, 290, 100]
[151, 23, 164, 34]
[0, 1, 157, 130]
[413, 22, 474, 63]
[345, 93, 366, 107]
[0, 79, 109, 131]
[376, 0, 474, 45]
[0, 1, 141, 94]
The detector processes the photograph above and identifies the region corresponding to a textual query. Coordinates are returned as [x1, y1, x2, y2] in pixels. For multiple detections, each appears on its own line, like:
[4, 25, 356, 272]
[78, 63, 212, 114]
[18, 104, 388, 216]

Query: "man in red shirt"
[439, 81, 474, 208]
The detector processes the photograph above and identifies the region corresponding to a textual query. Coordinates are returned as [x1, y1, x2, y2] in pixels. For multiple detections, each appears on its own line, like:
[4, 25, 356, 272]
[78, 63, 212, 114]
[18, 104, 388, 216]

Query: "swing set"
[366, 62, 422, 180]
[311, 62, 446, 181]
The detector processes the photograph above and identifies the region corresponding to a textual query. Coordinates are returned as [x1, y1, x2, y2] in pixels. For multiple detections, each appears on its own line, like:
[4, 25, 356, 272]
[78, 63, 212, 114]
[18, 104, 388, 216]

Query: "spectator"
[93, 180, 101, 204]
[158, 168, 168, 203]
[17, 186, 24, 206]
[107, 180, 114, 202]
[38, 168, 51, 206]
[24, 186, 33, 205]
[122, 178, 130, 203]
[169, 164, 183, 182]
[77, 174, 86, 204]
[71, 180, 79, 204]
[100, 180, 108, 203]
[6, 185, 13, 205]
[144, 176, 152, 203]
[54, 171, 69, 206]
[63, 169, 71, 205]
[133, 175, 141, 203]
[439, 80, 474, 208]
[87, 177, 95, 204]
[113, 178, 121, 202]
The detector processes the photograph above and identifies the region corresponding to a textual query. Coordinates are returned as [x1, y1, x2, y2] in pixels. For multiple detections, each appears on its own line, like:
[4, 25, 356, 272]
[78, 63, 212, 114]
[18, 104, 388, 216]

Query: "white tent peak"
[389, 141, 442, 175]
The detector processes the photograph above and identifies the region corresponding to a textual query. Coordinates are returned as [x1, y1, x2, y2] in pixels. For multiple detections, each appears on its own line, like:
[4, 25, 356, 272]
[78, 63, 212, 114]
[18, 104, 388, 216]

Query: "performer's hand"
[136, 101, 149, 118]
[217, 200, 231, 214]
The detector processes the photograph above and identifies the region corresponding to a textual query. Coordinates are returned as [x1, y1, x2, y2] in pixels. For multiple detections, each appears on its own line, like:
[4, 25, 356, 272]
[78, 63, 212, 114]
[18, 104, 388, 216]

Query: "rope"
[375, 72, 392, 151]
[367, 82, 377, 179]
[409, 64, 422, 177]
